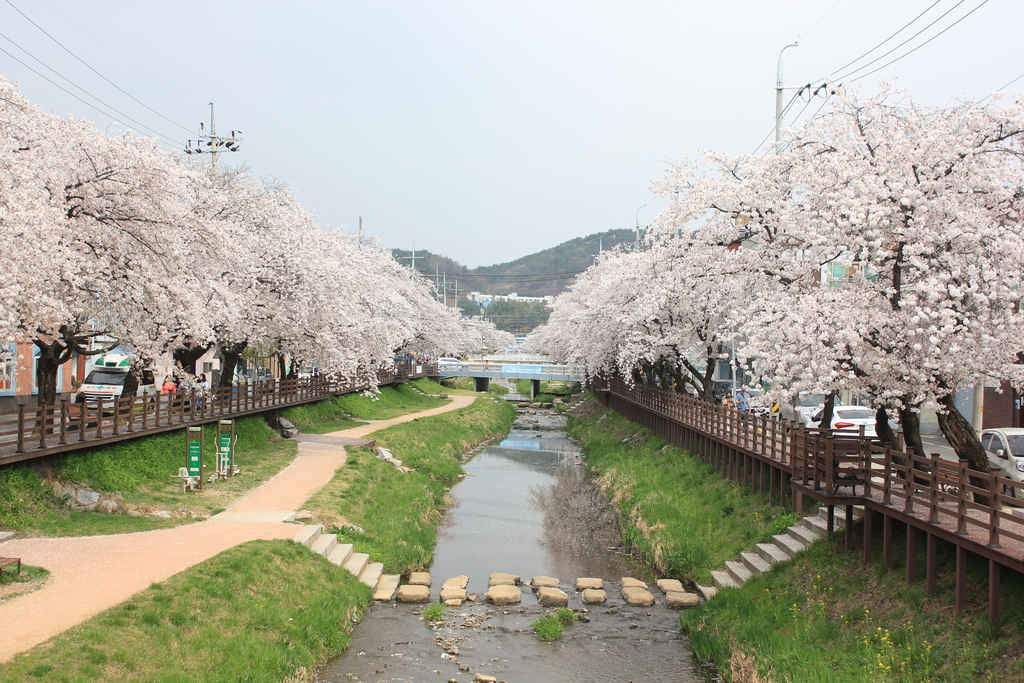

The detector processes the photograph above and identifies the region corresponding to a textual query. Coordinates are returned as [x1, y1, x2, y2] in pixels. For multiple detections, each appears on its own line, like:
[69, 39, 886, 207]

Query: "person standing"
[735, 386, 751, 412]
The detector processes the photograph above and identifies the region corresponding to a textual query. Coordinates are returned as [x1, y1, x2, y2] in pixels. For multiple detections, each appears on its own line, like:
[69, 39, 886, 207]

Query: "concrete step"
[374, 574, 401, 601]
[725, 560, 753, 586]
[360, 562, 384, 589]
[291, 524, 323, 548]
[787, 524, 822, 546]
[712, 569, 739, 590]
[327, 543, 354, 567]
[756, 542, 789, 566]
[0, 531, 15, 544]
[815, 506, 860, 526]
[696, 585, 718, 601]
[740, 551, 773, 577]
[803, 515, 832, 535]
[772, 533, 806, 558]
[309, 533, 337, 558]
[342, 552, 370, 578]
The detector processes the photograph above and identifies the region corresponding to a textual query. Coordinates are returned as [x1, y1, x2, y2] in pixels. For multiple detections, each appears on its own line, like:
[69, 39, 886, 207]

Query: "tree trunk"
[173, 342, 212, 377]
[898, 407, 926, 461]
[819, 392, 836, 430]
[218, 341, 247, 388]
[876, 406, 899, 448]
[34, 341, 68, 406]
[936, 392, 989, 472]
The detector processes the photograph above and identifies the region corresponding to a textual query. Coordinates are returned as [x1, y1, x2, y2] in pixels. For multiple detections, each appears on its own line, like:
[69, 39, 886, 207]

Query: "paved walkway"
[0, 395, 474, 662]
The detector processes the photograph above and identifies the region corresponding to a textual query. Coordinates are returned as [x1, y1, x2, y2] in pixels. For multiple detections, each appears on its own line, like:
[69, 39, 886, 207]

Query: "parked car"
[808, 406, 878, 439]
[981, 428, 1024, 499]
[436, 357, 465, 370]
[778, 393, 844, 426]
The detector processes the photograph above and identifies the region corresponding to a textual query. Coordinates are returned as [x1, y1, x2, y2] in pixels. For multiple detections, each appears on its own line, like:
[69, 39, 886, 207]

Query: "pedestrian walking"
[735, 386, 751, 412]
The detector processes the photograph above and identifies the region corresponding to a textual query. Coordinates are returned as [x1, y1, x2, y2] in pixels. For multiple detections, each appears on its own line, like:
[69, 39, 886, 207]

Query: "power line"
[816, 0, 945, 83]
[37, 0, 207, 103]
[838, 0, 991, 84]
[5, 0, 195, 136]
[0, 41, 184, 147]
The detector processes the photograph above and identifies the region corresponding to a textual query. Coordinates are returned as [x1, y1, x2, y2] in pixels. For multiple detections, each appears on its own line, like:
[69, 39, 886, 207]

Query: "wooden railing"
[596, 376, 1024, 572]
[0, 362, 437, 465]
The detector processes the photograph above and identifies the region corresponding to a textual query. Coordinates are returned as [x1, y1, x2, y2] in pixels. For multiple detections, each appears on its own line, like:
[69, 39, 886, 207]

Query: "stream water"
[317, 409, 717, 683]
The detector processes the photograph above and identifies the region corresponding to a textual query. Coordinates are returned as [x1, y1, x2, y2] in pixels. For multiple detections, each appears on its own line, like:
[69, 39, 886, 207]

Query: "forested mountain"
[392, 228, 635, 297]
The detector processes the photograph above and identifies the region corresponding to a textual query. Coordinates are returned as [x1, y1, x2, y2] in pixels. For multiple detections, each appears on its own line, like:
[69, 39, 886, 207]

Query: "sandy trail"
[0, 394, 475, 662]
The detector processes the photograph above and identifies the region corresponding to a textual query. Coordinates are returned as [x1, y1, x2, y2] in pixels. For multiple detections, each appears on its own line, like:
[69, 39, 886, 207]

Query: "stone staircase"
[699, 505, 864, 599]
[292, 524, 399, 600]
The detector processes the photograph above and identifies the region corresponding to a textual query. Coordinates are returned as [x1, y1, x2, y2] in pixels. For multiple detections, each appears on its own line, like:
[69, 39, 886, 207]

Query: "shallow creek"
[317, 409, 717, 683]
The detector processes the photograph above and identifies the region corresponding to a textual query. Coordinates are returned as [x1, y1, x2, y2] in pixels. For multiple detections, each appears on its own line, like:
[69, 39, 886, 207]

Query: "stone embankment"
[697, 504, 864, 600]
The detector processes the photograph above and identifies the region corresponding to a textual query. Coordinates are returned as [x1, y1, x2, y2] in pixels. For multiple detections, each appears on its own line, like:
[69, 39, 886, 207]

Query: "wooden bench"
[0, 557, 21, 576]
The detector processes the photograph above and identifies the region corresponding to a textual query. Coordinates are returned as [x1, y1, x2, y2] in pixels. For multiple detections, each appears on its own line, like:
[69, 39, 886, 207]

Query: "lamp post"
[635, 204, 647, 243]
[775, 41, 799, 153]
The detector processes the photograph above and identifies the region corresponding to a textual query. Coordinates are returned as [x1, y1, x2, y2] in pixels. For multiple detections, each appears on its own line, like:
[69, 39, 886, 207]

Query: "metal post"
[775, 41, 799, 153]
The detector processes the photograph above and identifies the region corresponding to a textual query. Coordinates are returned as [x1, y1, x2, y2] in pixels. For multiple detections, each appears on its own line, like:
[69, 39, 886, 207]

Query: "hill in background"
[392, 228, 635, 298]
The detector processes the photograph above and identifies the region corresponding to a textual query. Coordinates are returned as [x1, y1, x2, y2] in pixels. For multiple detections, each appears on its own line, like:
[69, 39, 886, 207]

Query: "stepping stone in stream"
[373, 575, 400, 602]
[576, 577, 604, 591]
[440, 586, 467, 604]
[443, 575, 469, 590]
[396, 585, 431, 603]
[488, 572, 521, 586]
[486, 585, 521, 605]
[665, 591, 700, 609]
[408, 571, 431, 586]
[582, 588, 607, 605]
[657, 579, 685, 594]
[621, 577, 648, 589]
[537, 587, 569, 607]
[622, 586, 656, 607]
[531, 575, 560, 590]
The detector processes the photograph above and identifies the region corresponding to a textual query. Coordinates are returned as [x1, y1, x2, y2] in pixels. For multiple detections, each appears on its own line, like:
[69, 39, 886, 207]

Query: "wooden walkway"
[594, 376, 1024, 622]
[0, 363, 437, 466]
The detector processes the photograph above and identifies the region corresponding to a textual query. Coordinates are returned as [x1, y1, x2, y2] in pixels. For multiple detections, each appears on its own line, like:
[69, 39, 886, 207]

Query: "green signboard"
[187, 426, 203, 483]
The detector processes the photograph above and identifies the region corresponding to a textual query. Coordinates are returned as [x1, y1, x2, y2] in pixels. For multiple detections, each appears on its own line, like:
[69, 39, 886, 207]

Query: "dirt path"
[0, 395, 475, 662]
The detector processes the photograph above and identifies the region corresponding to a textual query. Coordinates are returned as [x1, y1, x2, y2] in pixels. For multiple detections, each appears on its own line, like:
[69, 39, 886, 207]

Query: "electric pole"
[184, 102, 243, 172]
[775, 41, 799, 154]
[401, 245, 423, 271]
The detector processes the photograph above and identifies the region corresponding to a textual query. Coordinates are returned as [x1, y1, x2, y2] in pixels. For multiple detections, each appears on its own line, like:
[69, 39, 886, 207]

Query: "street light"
[635, 204, 647, 243]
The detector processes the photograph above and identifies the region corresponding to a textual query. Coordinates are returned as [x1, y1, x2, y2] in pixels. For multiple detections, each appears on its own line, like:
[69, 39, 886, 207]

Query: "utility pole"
[184, 102, 243, 172]
[635, 204, 646, 243]
[401, 244, 422, 271]
[358, 217, 363, 248]
[775, 41, 799, 154]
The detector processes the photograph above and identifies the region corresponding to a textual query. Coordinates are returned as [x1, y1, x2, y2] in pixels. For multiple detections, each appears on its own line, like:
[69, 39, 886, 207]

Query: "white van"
[74, 354, 157, 403]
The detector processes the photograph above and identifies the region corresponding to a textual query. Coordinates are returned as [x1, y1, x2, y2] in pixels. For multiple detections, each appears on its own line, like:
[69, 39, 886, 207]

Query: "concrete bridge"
[433, 362, 581, 396]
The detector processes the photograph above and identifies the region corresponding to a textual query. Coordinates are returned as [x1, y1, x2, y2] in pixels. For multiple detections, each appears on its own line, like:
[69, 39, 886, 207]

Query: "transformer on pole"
[184, 102, 242, 172]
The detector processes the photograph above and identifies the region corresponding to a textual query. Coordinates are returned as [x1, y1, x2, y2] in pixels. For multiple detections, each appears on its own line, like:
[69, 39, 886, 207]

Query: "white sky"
[1, 0, 1021, 267]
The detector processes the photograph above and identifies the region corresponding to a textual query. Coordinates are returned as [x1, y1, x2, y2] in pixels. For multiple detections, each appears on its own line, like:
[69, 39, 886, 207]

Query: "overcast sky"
[1, 0, 1021, 267]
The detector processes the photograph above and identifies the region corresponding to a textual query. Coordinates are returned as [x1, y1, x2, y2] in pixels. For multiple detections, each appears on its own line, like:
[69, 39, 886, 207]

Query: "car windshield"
[1006, 435, 1024, 457]
[836, 408, 873, 420]
[799, 394, 826, 406]
[84, 371, 127, 386]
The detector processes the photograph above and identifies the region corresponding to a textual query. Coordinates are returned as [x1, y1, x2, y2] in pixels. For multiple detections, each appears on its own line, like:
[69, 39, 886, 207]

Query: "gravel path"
[0, 394, 475, 662]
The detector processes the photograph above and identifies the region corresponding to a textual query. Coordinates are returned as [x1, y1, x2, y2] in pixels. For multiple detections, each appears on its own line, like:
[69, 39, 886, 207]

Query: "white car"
[981, 428, 1024, 499]
[436, 358, 465, 369]
[778, 393, 843, 426]
[809, 406, 878, 439]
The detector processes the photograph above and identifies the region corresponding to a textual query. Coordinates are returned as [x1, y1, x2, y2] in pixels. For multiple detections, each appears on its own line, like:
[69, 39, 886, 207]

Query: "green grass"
[332, 382, 448, 420]
[281, 395, 367, 434]
[0, 541, 371, 682]
[0, 565, 49, 605]
[555, 607, 576, 625]
[680, 527, 1024, 682]
[304, 397, 516, 573]
[568, 397, 798, 585]
[0, 416, 292, 537]
[422, 602, 445, 622]
[532, 614, 565, 641]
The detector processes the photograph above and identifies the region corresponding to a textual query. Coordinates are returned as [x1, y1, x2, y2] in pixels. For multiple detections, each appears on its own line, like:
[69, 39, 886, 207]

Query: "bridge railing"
[0, 361, 437, 464]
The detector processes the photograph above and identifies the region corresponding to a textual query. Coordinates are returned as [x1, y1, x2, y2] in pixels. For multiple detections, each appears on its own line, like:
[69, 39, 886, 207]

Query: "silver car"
[981, 428, 1024, 499]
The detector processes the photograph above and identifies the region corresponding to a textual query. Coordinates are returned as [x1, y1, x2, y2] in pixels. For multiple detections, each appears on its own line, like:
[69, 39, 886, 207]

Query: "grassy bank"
[280, 396, 366, 434]
[0, 416, 290, 537]
[0, 541, 371, 683]
[681, 527, 1024, 682]
[329, 380, 448, 420]
[567, 398, 798, 585]
[304, 397, 517, 573]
